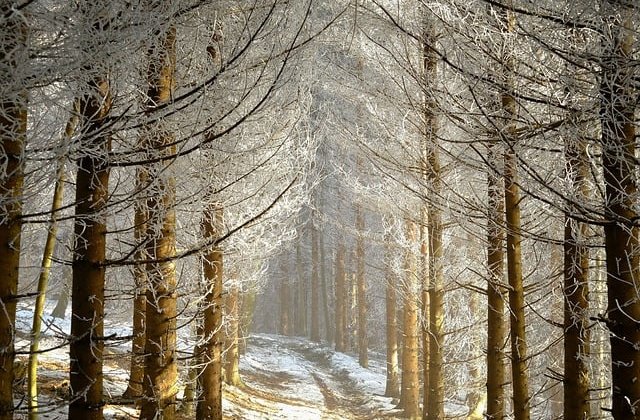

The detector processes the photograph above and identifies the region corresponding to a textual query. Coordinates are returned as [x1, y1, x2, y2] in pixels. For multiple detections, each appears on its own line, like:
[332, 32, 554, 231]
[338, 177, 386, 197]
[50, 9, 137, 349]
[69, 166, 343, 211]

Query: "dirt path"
[238, 335, 399, 419]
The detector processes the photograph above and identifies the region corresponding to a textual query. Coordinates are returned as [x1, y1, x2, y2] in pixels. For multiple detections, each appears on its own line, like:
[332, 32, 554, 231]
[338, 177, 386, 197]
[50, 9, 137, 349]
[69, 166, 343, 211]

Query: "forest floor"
[13, 302, 403, 419]
[226, 334, 402, 419]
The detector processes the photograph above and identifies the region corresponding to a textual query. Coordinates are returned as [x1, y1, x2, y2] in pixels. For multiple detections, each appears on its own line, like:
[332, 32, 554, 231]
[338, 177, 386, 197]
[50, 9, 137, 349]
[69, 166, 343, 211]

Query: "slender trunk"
[600, 8, 640, 418]
[0, 7, 27, 418]
[311, 225, 320, 342]
[123, 165, 148, 400]
[419, 221, 430, 417]
[426, 205, 443, 420]
[563, 124, 590, 419]
[28, 106, 77, 418]
[399, 220, 420, 419]
[486, 142, 506, 420]
[295, 240, 306, 336]
[196, 205, 224, 419]
[320, 233, 332, 343]
[504, 110, 530, 420]
[356, 205, 367, 367]
[348, 265, 356, 353]
[140, 26, 178, 420]
[466, 288, 485, 418]
[224, 284, 241, 386]
[335, 242, 346, 352]
[498, 6, 530, 420]
[421, 19, 443, 420]
[384, 235, 400, 399]
[279, 260, 291, 336]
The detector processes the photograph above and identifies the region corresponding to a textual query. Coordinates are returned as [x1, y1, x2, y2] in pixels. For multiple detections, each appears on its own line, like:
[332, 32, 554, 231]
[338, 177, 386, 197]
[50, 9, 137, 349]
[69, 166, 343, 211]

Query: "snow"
[14, 302, 401, 419]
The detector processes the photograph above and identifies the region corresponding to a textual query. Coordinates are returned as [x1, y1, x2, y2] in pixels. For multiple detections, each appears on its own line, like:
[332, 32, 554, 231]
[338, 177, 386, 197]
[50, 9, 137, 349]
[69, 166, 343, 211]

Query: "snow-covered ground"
[231, 334, 401, 419]
[14, 301, 402, 419]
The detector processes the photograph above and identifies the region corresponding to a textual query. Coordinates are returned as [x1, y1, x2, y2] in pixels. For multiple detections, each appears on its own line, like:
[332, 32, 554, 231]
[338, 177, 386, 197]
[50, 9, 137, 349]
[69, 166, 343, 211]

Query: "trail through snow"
[230, 334, 401, 419]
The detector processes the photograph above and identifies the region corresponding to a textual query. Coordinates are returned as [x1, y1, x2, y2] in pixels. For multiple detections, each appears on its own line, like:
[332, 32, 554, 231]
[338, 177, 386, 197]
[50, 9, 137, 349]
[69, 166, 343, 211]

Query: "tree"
[122, 164, 148, 400]
[310, 221, 321, 342]
[0, 4, 27, 418]
[28, 104, 78, 419]
[420, 15, 444, 420]
[485, 132, 507, 420]
[140, 24, 178, 420]
[224, 281, 242, 387]
[334, 241, 347, 352]
[384, 230, 400, 398]
[196, 204, 224, 419]
[355, 200, 367, 367]
[399, 219, 420, 419]
[562, 59, 591, 420]
[68, 11, 113, 417]
[600, 5, 639, 418]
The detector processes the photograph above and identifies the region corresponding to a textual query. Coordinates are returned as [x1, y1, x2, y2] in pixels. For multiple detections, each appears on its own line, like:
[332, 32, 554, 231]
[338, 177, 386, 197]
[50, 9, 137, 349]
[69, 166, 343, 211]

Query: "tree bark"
[563, 123, 590, 419]
[497, 6, 530, 420]
[140, 25, 178, 420]
[355, 204, 367, 367]
[399, 220, 420, 419]
[69, 64, 112, 420]
[224, 284, 241, 386]
[600, 8, 640, 418]
[311, 224, 320, 342]
[29, 104, 78, 419]
[334, 242, 347, 352]
[419, 220, 430, 417]
[384, 233, 400, 399]
[279, 259, 291, 336]
[0, 6, 27, 418]
[421, 19, 443, 420]
[123, 164, 149, 400]
[320, 232, 332, 344]
[486, 141, 506, 420]
[196, 205, 224, 419]
[295, 239, 307, 336]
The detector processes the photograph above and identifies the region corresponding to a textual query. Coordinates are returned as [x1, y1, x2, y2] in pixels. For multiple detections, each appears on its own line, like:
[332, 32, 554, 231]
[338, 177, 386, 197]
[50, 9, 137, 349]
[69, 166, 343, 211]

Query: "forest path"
[229, 334, 401, 419]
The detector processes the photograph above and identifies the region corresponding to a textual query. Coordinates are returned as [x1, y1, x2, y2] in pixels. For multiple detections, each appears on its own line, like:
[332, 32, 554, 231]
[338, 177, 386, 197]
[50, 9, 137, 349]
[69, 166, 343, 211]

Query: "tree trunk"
[498, 6, 530, 420]
[29, 105, 77, 419]
[503, 95, 530, 420]
[311, 224, 320, 342]
[279, 259, 291, 336]
[355, 204, 367, 367]
[426, 205, 443, 420]
[295, 239, 307, 336]
[563, 122, 590, 419]
[384, 234, 400, 399]
[399, 220, 420, 419]
[140, 25, 178, 420]
[69, 68, 112, 420]
[486, 141, 506, 420]
[421, 19, 443, 420]
[504, 128, 530, 420]
[348, 266, 357, 353]
[600, 8, 640, 418]
[419, 220, 430, 417]
[320, 232, 332, 344]
[334, 242, 347, 352]
[224, 284, 241, 386]
[196, 205, 224, 419]
[0, 7, 27, 418]
[123, 165, 148, 400]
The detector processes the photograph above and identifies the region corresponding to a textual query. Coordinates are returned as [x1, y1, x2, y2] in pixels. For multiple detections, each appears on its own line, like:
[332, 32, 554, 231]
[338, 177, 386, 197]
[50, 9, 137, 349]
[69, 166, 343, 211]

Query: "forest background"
[1, 0, 638, 419]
